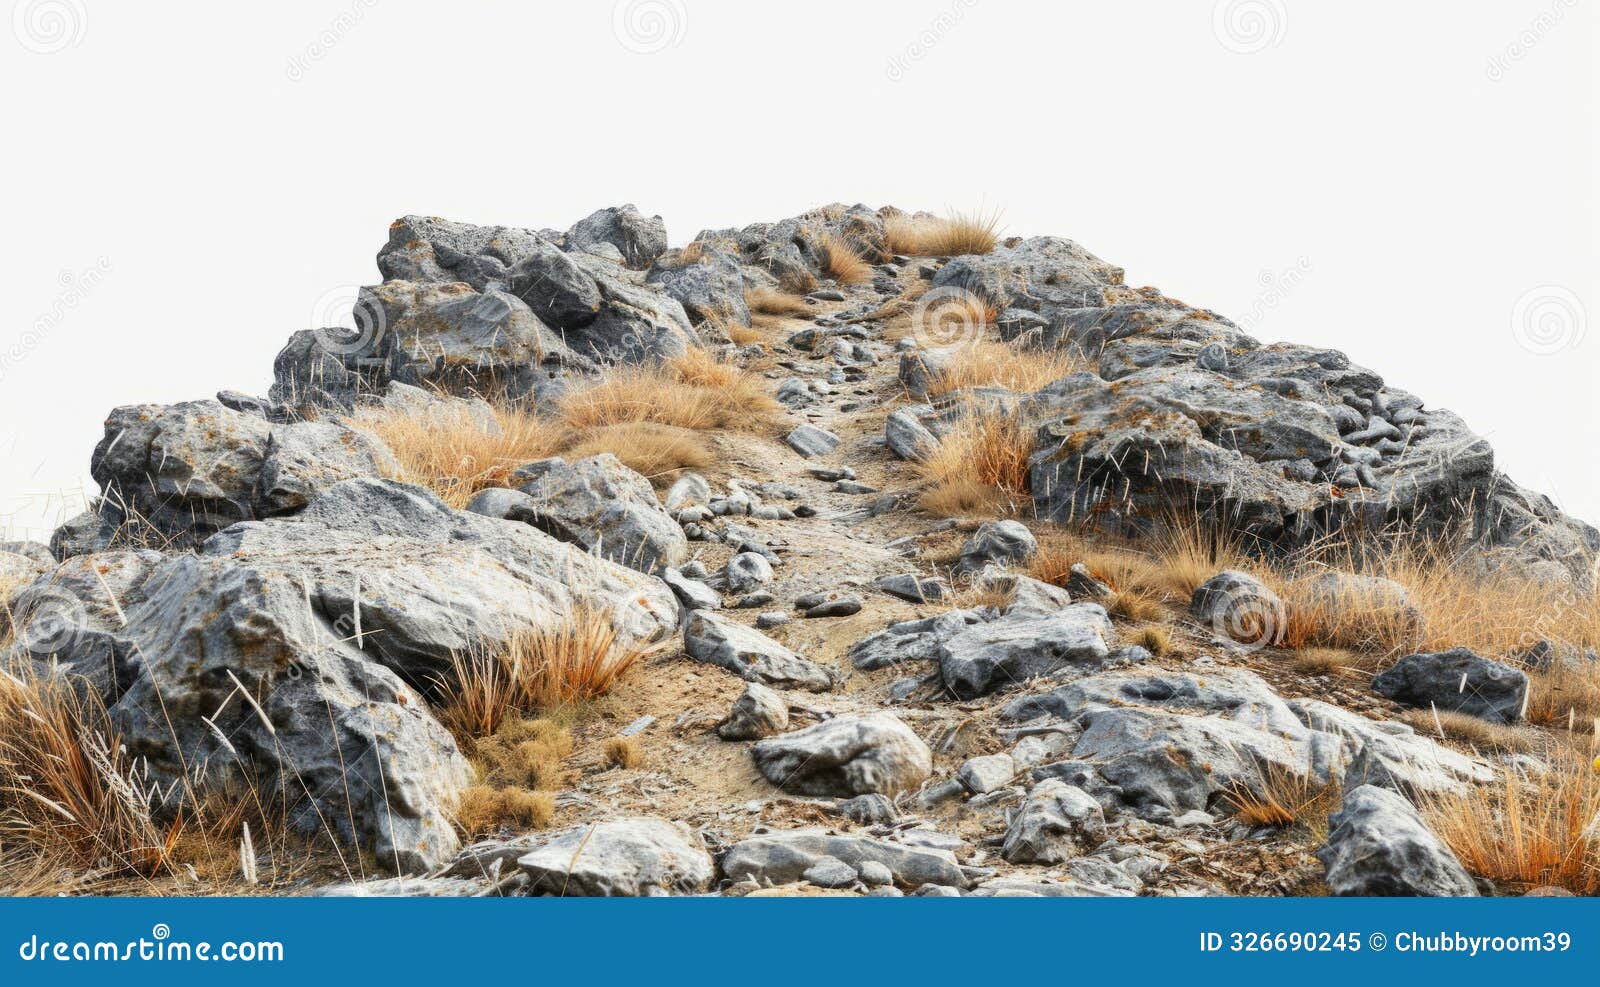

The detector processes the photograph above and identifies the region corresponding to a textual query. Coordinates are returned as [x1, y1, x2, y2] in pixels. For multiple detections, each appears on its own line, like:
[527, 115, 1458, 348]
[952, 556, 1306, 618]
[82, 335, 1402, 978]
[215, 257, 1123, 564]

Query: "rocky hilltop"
[2, 204, 1595, 897]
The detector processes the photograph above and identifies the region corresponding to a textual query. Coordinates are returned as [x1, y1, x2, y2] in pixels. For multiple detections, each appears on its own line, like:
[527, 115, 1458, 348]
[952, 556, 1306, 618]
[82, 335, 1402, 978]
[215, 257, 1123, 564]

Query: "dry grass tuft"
[1419, 755, 1600, 895]
[924, 342, 1083, 397]
[1400, 707, 1539, 754]
[1525, 661, 1600, 734]
[1108, 590, 1165, 624]
[1290, 646, 1368, 678]
[0, 664, 177, 877]
[562, 422, 713, 484]
[818, 234, 873, 285]
[1223, 764, 1341, 839]
[913, 414, 1035, 518]
[353, 401, 564, 509]
[603, 736, 643, 770]
[453, 785, 555, 837]
[745, 287, 812, 317]
[437, 607, 658, 740]
[1130, 625, 1172, 656]
[559, 350, 781, 434]
[884, 210, 1001, 257]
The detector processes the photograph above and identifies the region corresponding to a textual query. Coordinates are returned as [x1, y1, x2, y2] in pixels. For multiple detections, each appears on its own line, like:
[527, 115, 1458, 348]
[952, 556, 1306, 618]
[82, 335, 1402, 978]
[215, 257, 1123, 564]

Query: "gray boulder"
[1317, 786, 1477, 896]
[1289, 699, 1493, 795]
[646, 246, 750, 326]
[952, 519, 1038, 577]
[514, 454, 687, 572]
[1001, 779, 1107, 864]
[752, 713, 932, 796]
[518, 817, 713, 896]
[785, 424, 841, 459]
[848, 609, 981, 671]
[938, 604, 1113, 700]
[81, 479, 677, 873]
[566, 205, 669, 269]
[1372, 648, 1528, 724]
[1190, 569, 1285, 647]
[723, 552, 774, 594]
[718, 682, 790, 740]
[721, 829, 968, 890]
[682, 611, 835, 692]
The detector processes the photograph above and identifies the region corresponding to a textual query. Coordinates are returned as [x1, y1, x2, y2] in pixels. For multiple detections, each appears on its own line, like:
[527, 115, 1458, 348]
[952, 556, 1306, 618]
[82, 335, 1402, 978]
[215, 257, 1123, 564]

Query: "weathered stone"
[953, 520, 1038, 577]
[957, 754, 1016, 795]
[752, 713, 932, 796]
[1190, 570, 1285, 647]
[718, 682, 790, 740]
[721, 829, 968, 890]
[566, 205, 669, 269]
[682, 611, 835, 692]
[1317, 786, 1477, 897]
[938, 604, 1114, 700]
[1373, 648, 1528, 724]
[723, 552, 774, 594]
[1001, 780, 1107, 864]
[785, 424, 841, 458]
[515, 454, 687, 572]
[517, 817, 713, 896]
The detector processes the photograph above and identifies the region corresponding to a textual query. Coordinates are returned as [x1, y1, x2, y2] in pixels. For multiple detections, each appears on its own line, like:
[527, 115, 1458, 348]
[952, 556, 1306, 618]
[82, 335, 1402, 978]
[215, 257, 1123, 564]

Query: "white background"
[1, 0, 1594, 541]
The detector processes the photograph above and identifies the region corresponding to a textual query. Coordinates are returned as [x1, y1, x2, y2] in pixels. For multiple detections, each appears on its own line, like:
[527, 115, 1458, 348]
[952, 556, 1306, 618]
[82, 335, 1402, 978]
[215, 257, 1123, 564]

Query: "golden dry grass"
[1419, 754, 1600, 894]
[883, 210, 1001, 257]
[1525, 661, 1600, 734]
[562, 422, 713, 483]
[454, 786, 555, 836]
[818, 234, 873, 285]
[1108, 590, 1165, 623]
[1223, 764, 1341, 839]
[913, 414, 1035, 518]
[1400, 707, 1539, 754]
[1290, 646, 1369, 677]
[559, 350, 781, 434]
[603, 736, 643, 770]
[0, 664, 177, 878]
[437, 607, 658, 740]
[1130, 625, 1172, 656]
[352, 401, 564, 509]
[923, 342, 1083, 397]
[745, 287, 812, 317]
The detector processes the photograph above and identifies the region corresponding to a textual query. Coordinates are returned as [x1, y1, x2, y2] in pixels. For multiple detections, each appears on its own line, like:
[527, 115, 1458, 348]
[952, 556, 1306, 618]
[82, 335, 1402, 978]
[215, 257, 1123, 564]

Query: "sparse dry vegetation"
[884, 210, 1001, 257]
[353, 401, 564, 509]
[913, 414, 1035, 518]
[924, 341, 1084, 397]
[1420, 755, 1600, 895]
[818, 234, 873, 285]
[1223, 764, 1341, 839]
[454, 785, 555, 836]
[745, 287, 812, 317]
[1400, 706, 1539, 754]
[559, 350, 781, 434]
[0, 665, 177, 878]
[1130, 625, 1172, 656]
[562, 422, 713, 482]
[603, 735, 643, 770]
[438, 607, 659, 740]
